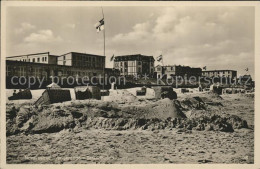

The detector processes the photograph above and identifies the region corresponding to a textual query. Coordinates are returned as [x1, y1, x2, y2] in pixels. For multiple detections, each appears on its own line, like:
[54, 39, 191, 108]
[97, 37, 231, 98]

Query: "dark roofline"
[61, 52, 105, 57]
[203, 70, 237, 72]
[115, 54, 153, 58]
[156, 65, 201, 69]
[6, 60, 104, 70]
[114, 54, 155, 61]
[6, 60, 57, 66]
[7, 52, 50, 58]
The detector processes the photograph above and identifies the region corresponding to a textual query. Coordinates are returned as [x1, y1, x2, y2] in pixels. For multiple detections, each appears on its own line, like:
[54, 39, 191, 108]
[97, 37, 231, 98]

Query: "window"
[37, 58, 40, 62]
[42, 71, 47, 78]
[63, 55, 66, 60]
[34, 67, 39, 77]
[63, 61, 66, 65]
[32, 58, 35, 62]
[138, 61, 141, 65]
[6, 66, 11, 76]
[42, 57, 44, 62]
[58, 71, 63, 76]
[18, 67, 25, 76]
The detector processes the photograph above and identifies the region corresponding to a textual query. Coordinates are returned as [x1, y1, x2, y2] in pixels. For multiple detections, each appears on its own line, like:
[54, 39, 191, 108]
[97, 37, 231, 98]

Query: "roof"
[240, 75, 251, 78]
[114, 54, 155, 61]
[5, 60, 104, 70]
[203, 70, 237, 72]
[155, 64, 201, 69]
[7, 52, 50, 58]
[6, 60, 57, 66]
[61, 52, 105, 57]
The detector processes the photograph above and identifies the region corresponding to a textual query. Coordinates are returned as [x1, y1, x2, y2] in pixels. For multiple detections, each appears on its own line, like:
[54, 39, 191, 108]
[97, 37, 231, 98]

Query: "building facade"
[155, 65, 202, 79]
[202, 70, 237, 79]
[6, 60, 105, 79]
[58, 52, 105, 70]
[6, 52, 58, 65]
[6, 52, 109, 88]
[104, 68, 120, 77]
[113, 54, 154, 76]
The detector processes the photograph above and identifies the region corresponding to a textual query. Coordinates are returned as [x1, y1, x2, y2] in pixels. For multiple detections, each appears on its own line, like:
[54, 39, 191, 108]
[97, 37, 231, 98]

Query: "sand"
[7, 129, 253, 164]
[6, 89, 254, 164]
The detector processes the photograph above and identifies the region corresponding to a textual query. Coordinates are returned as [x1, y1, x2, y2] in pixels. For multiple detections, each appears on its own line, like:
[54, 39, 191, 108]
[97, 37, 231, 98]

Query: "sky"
[6, 6, 255, 78]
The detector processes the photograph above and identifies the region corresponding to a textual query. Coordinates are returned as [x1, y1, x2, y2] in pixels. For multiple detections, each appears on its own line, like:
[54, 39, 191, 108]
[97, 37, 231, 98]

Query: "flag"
[245, 68, 249, 71]
[156, 55, 163, 62]
[95, 18, 104, 33]
[203, 66, 207, 70]
[110, 54, 114, 62]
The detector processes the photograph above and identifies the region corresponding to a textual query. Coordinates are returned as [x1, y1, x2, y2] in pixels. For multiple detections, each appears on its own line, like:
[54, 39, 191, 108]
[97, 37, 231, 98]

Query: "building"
[6, 52, 110, 88]
[113, 54, 155, 76]
[154, 65, 202, 79]
[104, 68, 120, 77]
[6, 60, 105, 88]
[202, 70, 237, 79]
[6, 52, 58, 65]
[238, 75, 253, 86]
[6, 52, 106, 78]
[58, 52, 105, 70]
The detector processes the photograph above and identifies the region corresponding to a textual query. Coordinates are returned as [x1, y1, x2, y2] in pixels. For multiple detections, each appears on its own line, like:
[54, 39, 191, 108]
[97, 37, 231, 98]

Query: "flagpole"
[101, 7, 105, 90]
[245, 68, 249, 76]
[161, 52, 164, 66]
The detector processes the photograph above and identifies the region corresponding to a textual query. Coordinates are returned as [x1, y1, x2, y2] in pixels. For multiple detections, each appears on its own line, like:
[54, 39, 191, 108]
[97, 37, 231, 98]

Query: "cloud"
[112, 22, 151, 42]
[24, 29, 62, 43]
[109, 7, 254, 77]
[15, 22, 36, 34]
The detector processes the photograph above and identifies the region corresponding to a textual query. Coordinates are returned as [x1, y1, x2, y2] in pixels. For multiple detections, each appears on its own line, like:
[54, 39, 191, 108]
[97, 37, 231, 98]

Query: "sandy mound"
[177, 95, 224, 112]
[184, 110, 248, 132]
[122, 98, 186, 120]
[240, 93, 254, 98]
[6, 98, 186, 135]
[103, 89, 138, 103]
[6, 93, 249, 135]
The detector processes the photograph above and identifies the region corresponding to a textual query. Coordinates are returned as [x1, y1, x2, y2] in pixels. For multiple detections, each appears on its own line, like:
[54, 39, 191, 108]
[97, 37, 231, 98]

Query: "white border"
[1, 1, 260, 169]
